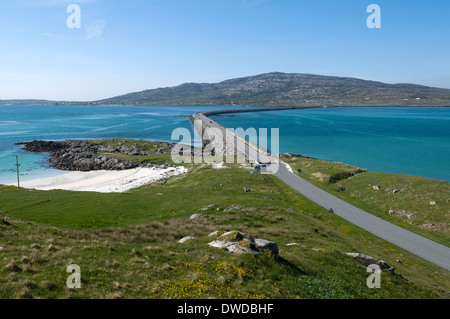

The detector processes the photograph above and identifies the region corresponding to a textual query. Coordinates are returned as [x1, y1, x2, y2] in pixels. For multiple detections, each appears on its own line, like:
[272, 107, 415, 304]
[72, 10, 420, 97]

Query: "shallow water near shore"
[0, 105, 251, 184]
[0, 105, 449, 184]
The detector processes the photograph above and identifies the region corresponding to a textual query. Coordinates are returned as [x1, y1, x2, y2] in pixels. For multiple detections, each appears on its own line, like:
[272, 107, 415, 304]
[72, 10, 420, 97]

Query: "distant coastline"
[2, 72, 450, 107]
[1, 105, 449, 183]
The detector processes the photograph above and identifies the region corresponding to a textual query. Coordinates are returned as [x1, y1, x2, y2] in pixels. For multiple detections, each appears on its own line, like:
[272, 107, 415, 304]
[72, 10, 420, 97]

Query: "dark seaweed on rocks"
[15, 140, 174, 172]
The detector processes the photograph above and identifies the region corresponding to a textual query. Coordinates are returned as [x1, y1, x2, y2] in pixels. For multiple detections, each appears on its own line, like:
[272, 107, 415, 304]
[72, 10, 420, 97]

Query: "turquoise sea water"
[0, 105, 449, 184]
[0, 105, 247, 184]
[212, 107, 450, 182]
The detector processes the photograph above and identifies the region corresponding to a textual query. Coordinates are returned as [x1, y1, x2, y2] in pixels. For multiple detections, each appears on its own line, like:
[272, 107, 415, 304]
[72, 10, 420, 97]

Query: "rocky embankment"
[16, 140, 175, 171]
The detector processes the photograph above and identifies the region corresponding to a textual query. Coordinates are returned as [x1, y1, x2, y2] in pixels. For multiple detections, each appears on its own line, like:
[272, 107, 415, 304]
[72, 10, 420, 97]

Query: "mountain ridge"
[2, 72, 450, 106]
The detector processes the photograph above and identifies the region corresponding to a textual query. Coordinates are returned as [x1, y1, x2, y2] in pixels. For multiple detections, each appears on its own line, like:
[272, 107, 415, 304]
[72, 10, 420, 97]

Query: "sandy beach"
[17, 166, 187, 193]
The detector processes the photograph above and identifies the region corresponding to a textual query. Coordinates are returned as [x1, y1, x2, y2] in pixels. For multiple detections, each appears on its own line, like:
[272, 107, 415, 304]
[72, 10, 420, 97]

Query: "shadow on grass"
[276, 256, 307, 276]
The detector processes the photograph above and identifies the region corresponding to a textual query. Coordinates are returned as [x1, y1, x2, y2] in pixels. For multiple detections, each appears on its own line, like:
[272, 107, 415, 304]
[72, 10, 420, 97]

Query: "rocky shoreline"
[15, 140, 177, 172]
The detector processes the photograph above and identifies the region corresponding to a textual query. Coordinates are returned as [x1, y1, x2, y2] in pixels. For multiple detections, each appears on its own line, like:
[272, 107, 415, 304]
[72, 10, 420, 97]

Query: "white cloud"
[85, 19, 106, 40]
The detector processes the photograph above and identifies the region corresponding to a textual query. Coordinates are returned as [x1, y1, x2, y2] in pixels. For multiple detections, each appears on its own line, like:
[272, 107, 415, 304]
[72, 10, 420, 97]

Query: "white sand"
[18, 166, 187, 193]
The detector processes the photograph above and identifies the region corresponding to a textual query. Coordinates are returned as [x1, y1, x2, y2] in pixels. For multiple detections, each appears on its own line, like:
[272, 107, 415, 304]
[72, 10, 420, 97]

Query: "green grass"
[91, 138, 177, 166]
[0, 140, 449, 299]
[282, 155, 450, 247]
[0, 165, 287, 229]
[90, 138, 173, 153]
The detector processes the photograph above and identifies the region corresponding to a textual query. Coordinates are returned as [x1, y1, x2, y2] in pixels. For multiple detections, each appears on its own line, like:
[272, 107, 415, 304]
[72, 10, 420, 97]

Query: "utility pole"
[15, 155, 20, 189]
[329, 208, 334, 223]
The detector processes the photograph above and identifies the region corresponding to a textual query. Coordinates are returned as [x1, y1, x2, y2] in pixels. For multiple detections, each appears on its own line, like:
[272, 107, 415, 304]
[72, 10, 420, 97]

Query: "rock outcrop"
[208, 231, 279, 257]
[16, 140, 176, 172]
[388, 209, 416, 220]
[346, 253, 394, 273]
[178, 236, 196, 244]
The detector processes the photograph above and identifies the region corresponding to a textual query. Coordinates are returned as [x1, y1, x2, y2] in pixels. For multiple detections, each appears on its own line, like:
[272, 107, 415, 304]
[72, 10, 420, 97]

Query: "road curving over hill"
[191, 107, 450, 271]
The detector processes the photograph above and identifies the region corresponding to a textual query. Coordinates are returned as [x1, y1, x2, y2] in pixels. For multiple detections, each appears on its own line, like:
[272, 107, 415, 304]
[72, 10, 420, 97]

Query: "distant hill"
[95, 72, 450, 107]
[2, 72, 450, 106]
[0, 99, 61, 105]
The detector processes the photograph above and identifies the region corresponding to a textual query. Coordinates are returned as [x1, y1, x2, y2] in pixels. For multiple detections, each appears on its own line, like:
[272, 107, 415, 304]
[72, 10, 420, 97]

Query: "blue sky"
[0, 0, 449, 101]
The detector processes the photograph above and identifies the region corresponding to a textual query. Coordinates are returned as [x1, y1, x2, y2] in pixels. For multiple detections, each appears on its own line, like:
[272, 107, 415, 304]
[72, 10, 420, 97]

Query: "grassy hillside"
[0, 140, 449, 299]
[281, 154, 450, 247]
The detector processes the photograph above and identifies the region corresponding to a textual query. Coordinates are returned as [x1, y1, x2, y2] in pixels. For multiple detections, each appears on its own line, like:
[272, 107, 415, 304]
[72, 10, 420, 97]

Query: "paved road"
[275, 163, 450, 271]
[193, 112, 450, 271]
